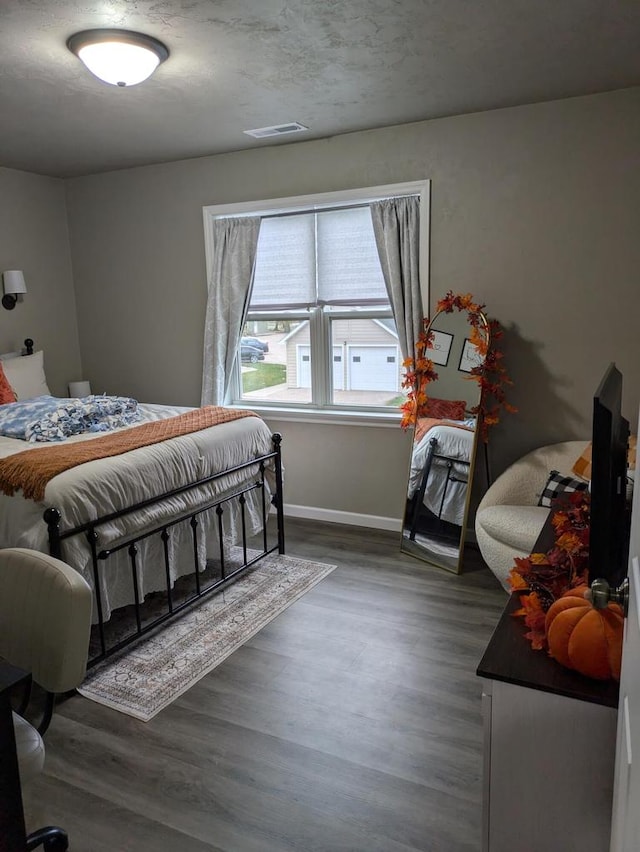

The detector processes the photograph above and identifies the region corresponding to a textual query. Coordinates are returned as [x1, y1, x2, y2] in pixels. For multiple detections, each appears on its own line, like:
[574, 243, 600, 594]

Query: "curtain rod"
[220, 195, 420, 221]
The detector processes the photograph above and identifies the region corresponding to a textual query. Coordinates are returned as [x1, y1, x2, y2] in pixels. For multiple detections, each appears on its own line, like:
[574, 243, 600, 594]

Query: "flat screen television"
[588, 363, 630, 586]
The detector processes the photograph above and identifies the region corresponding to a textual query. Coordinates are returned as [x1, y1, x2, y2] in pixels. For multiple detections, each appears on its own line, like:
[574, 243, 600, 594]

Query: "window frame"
[203, 180, 430, 423]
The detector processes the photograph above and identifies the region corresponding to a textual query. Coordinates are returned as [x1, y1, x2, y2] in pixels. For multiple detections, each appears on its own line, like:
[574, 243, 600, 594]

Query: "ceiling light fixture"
[67, 29, 169, 87]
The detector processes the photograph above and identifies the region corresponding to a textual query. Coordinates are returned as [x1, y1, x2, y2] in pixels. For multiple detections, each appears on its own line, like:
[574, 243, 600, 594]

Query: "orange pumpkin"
[545, 586, 624, 681]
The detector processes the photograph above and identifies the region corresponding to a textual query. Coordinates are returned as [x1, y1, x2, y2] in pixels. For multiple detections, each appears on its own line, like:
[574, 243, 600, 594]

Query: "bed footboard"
[409, 436, 470, 538]
[43, 432, 284, 667]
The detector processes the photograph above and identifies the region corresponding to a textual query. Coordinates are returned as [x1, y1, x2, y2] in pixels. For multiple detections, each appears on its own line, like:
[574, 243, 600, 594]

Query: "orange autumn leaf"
[520, 591, 544, 614]
[519, 592, 548, 649]
[508, 568, 529, 590]
[512, 556, 532, 573]
[525, 625, 548, 651]
[556, 531, 583, 553]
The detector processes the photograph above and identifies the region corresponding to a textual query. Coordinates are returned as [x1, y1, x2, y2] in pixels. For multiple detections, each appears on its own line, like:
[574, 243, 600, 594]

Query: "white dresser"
[478, 595, 618, 852]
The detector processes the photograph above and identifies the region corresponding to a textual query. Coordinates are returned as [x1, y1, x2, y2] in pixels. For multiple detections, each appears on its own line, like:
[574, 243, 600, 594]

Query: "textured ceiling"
[1, 0, 639, 178]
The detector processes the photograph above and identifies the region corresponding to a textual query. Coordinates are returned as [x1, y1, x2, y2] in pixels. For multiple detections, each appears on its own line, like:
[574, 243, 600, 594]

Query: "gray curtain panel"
[201, 217, 261, 405]
[370, 196, 423, 361]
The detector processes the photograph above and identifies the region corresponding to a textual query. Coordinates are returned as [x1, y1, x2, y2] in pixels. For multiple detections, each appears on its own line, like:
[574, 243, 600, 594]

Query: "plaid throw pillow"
[538, 470, 589, 508]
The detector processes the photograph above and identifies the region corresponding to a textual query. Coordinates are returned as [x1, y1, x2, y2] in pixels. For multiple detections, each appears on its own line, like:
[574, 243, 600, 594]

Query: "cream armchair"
[475, 441, 589, 590]
[0, 547, 92, 851]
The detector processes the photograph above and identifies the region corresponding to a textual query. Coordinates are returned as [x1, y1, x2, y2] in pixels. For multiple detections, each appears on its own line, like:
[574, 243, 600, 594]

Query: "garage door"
[297, 345, 345, 389]
[348, 346, 398, 391]
[297, 345, 311, 387]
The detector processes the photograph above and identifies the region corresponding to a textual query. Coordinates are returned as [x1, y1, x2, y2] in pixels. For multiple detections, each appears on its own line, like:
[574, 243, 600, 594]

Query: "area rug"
[78, 553, 336, 721]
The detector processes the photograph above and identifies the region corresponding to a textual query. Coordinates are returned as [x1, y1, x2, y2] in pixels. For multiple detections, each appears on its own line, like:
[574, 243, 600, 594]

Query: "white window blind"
[250, 206, 388, 310]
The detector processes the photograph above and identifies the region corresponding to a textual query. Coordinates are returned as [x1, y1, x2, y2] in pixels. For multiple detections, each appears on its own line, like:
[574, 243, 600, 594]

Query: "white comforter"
[0, 403, 276, 618]
[408, 422, 474, 526]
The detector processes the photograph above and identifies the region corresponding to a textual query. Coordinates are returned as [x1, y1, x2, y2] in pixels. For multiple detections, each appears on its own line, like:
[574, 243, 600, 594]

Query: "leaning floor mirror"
[401, 305, 489, 573]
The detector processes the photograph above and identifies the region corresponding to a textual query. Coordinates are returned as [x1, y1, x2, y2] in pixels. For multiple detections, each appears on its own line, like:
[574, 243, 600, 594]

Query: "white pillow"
[2, 351, 51, 400]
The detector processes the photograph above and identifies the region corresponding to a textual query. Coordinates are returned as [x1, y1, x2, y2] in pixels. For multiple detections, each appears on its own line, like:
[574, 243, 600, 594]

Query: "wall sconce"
[67, 29, 169, 87]
[2, 270, 27, 310]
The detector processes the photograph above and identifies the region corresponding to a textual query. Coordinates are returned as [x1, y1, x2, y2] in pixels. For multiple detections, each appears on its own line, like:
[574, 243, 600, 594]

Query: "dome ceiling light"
[67, 29, 169, 87]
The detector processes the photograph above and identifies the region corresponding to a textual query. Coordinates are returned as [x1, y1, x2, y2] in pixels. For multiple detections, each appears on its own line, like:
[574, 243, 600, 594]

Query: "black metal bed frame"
[409, 435, 471, 540]
[43, 432, 284, 668]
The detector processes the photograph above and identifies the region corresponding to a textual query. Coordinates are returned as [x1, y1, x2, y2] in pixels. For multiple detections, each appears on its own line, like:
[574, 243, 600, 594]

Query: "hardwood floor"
[22, 519, 506, 851]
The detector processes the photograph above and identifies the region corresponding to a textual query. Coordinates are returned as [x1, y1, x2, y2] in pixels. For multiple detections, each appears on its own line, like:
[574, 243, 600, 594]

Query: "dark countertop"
[477, 594, 619, 708]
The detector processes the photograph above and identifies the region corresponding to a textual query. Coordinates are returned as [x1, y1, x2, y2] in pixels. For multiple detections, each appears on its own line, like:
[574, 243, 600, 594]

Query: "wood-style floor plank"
[22, 519, 506, 851]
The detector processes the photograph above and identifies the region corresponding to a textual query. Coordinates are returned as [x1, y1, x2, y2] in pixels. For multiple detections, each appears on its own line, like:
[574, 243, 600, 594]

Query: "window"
[203, 181, 428, 416]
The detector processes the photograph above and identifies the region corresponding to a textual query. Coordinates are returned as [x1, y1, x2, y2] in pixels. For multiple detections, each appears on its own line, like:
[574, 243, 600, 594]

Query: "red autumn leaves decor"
[399, 324, 440, 431]
[400, 291, 517, 441]
[508, 492, 590, 650]
[508, 491, 623, 681]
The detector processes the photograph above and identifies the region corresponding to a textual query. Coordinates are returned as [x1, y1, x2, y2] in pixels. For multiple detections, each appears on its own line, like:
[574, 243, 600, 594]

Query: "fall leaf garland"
[508, 491, 591, 651]
[400, 291, 517, 441]
[400, 323, 440, 430]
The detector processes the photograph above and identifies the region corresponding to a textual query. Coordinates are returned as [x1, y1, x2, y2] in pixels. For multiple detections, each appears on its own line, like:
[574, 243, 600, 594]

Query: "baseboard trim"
[283, 503, 402, 533]
[282, 502, 477, 545]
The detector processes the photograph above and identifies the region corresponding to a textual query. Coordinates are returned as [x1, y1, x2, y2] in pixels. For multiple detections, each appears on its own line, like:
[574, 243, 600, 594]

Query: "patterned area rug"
[78, 553, 336, 721]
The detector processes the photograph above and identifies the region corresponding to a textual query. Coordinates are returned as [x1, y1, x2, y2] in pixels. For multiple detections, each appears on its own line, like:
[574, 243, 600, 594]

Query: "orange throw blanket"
[0, 406, 258, 502]
[413, 416, 474, 445]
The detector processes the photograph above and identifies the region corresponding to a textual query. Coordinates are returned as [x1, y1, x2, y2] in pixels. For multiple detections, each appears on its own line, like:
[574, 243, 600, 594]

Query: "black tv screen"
[588, 363, 630, 586]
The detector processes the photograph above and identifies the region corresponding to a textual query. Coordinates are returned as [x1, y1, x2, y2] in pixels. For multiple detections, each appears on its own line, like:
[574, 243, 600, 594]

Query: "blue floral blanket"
[0, 395, 141, 442]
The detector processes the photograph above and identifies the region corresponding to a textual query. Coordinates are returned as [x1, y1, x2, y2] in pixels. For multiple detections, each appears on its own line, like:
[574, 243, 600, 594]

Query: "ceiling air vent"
[243, 122, 309, 139]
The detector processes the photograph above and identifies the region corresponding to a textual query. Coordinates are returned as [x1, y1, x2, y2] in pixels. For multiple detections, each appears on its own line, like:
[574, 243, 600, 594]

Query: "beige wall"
[0, 168, 81, 396]
[64, 87, 640, 522]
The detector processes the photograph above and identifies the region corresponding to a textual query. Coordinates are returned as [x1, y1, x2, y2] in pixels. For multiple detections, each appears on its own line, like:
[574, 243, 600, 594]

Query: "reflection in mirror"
[401, 308, 489, 573]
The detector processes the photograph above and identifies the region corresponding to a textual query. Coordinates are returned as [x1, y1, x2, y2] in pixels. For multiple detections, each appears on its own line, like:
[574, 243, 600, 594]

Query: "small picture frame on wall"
[429, 330, 454, 366]
[458, 338, 483, 373]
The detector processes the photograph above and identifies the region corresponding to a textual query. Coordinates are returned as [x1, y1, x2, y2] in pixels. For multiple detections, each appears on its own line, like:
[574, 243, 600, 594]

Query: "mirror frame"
[400, 307, 490, 574]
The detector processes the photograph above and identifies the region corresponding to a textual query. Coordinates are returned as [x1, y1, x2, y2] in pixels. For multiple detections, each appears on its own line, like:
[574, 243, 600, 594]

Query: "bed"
[0, 343, 284, 666]
[406, 417, 475, 532]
